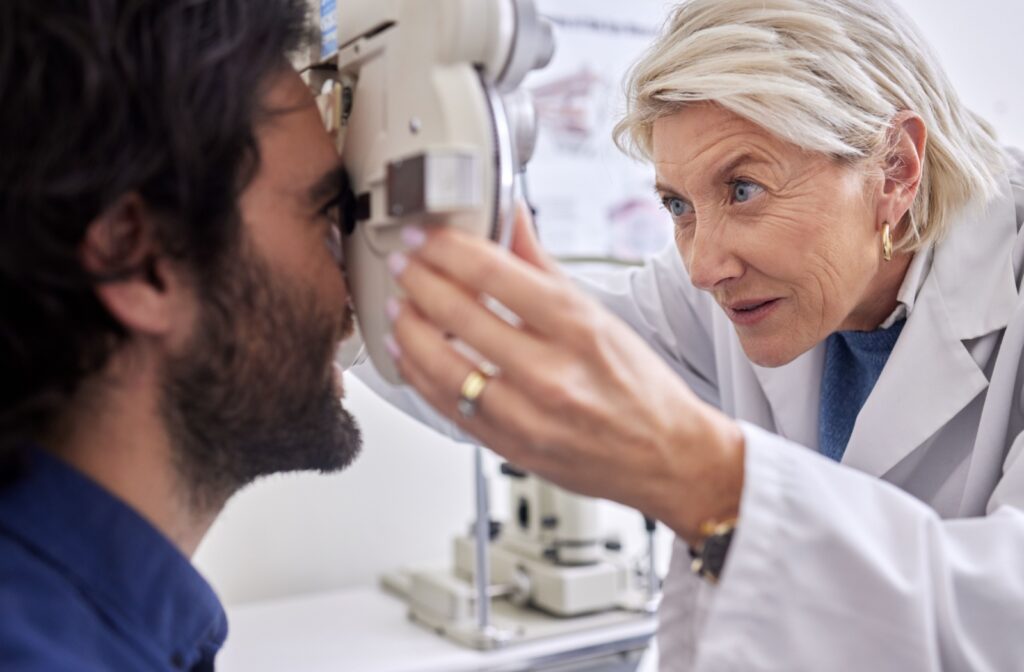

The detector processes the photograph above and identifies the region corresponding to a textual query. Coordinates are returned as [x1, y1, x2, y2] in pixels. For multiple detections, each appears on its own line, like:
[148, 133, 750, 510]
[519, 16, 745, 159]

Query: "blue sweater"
[818, 319, 906, 461]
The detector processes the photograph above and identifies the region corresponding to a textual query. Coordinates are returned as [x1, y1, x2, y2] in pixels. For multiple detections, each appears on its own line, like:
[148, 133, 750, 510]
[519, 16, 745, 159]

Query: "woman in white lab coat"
[368, 0, 1024, 668]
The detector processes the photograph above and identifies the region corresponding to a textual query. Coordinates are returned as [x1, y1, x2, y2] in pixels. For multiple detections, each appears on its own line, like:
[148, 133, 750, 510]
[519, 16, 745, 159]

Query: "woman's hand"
[385, 207, 745, 544]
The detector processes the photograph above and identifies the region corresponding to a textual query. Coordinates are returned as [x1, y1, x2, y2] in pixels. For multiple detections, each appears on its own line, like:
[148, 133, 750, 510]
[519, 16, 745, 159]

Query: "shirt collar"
[0, 446, 228, 669]
[878, 243, 933, 329]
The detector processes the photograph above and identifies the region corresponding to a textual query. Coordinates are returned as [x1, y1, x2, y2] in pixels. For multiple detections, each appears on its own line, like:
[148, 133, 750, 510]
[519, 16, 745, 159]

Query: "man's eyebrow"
[307, 163, 348, 205]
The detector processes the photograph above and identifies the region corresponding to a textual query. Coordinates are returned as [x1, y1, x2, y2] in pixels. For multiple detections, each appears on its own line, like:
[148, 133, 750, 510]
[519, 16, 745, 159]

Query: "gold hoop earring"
[882, 223, 893, 262]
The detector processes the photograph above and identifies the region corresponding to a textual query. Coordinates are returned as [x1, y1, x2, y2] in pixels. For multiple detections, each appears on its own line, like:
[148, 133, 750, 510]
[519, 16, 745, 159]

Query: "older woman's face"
[653, 104, 885, 368]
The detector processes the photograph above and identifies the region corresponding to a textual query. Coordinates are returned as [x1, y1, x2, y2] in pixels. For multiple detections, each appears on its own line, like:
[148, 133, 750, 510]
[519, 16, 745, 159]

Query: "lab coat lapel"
[839, 281, 988, 477]
[842, 181, 1019, 478]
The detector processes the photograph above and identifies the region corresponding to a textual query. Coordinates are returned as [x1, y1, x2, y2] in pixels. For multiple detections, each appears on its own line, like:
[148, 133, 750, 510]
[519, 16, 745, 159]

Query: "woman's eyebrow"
[654, 181, 685, 197]
[654, 152, 772, 197]
[716, 152, 772, 180]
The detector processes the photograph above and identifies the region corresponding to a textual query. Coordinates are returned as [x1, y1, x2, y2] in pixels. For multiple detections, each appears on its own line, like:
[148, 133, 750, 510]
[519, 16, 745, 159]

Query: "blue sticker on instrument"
[321, 0, 338, 59]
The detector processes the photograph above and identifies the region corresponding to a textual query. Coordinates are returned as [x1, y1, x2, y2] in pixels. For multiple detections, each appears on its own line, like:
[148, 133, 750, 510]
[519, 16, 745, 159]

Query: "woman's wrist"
[660, 408, 746, 547]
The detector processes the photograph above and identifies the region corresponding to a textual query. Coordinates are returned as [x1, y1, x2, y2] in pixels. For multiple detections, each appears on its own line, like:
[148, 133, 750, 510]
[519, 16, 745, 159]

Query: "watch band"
[689, 517, 737, 584]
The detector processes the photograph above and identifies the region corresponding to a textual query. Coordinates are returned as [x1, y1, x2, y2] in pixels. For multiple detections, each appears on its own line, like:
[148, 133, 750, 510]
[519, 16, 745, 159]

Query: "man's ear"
[80, 194, 181, 337]
[876, 111, 928, 232]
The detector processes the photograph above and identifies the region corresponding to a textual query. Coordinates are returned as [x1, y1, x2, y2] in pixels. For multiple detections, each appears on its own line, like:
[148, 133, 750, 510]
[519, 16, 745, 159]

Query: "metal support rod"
[644, 516, 658, 606]
[473, 445, 492, 630]
[646, 531, 657, 602]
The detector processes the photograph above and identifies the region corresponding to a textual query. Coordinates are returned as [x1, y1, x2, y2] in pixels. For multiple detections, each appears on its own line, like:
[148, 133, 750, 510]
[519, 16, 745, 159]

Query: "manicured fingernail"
[384, 333, 401, 359]
[386, 297, 401, 321]
[401, 226, 426, 249]
[388, 252, 407, 276]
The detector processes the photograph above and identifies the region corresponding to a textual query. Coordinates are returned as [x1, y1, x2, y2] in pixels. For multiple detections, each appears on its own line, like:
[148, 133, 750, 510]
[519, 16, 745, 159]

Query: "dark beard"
[160, 243, 361, 511]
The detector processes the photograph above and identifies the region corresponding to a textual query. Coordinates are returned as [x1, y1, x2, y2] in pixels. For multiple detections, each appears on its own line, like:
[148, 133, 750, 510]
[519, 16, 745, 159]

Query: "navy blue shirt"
[0, 447, 228, 671]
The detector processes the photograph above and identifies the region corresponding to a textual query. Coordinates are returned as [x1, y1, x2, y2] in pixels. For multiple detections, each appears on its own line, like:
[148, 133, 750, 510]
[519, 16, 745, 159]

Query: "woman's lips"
[724, 298, 781, 326]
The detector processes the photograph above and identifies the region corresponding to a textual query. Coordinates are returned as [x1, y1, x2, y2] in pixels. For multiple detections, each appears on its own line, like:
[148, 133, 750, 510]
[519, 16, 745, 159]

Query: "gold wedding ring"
[457, 368, 491, 419]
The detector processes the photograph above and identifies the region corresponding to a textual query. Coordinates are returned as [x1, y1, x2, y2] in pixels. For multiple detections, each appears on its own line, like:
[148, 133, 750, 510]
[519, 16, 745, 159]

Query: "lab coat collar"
[752, 175, 1019, 478]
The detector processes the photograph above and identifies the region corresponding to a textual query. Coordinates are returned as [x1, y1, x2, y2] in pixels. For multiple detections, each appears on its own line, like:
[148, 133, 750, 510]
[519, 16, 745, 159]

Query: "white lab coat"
[357, 154, 1024, 671]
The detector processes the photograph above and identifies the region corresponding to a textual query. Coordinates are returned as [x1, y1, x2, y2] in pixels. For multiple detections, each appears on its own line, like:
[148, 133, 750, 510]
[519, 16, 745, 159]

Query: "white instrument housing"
[306, 0, 553, 383]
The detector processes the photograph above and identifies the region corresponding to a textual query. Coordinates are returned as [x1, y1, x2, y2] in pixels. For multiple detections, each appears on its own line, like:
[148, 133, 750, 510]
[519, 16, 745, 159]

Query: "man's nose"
[684, 219, 744, 291]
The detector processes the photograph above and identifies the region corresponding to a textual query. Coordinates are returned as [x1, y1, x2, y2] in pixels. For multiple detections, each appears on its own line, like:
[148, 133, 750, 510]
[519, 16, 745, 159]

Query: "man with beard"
[0, 1, 362, 670]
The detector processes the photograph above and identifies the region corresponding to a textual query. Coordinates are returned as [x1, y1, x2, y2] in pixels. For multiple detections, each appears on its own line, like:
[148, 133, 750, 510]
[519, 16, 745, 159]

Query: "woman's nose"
[684, 222, 744, 291]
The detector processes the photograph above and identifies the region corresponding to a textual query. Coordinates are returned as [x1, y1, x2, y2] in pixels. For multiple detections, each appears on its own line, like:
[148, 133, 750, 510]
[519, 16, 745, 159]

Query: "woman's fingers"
[389, 297, 562, 469]
[392, 254, 547, 380]
[399, 225, 576, 339]
[389, 299, 489, 417]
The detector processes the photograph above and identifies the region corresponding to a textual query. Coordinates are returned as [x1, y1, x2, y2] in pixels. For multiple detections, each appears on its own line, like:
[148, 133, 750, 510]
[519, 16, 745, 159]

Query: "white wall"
[893, 0, 1024, 149]
[194, 0, 1024, 606]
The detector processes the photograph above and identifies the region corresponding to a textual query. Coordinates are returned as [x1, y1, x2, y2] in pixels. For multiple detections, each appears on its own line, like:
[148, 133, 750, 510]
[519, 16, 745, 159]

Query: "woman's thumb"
[510, 201, 556, 272]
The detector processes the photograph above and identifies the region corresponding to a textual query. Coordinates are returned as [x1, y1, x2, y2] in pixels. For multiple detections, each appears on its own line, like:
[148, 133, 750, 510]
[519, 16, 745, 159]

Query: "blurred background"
[194, 0, 1024, 607]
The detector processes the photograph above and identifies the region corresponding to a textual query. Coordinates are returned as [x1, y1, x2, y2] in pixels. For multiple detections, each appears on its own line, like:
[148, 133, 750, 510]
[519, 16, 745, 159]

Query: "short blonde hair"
[613, 0, 1008, 251]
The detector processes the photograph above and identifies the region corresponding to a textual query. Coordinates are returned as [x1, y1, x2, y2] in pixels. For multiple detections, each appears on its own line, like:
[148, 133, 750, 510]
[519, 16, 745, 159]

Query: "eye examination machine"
[305, 0, 551, 383]
[297, 0, 662, 668]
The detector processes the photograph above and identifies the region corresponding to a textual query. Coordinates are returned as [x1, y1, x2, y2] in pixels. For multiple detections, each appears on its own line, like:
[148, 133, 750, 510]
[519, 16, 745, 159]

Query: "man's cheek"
[333, 361, 346, 398]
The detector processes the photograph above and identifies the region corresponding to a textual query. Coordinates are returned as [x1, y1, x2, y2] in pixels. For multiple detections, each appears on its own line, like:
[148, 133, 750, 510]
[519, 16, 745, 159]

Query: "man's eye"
[320, 198, 345, 265]
[325, 220, 344, 265]
[662, 196, 693, 218]
[321, 199, 343, 226]
[730, 180, 764, 204]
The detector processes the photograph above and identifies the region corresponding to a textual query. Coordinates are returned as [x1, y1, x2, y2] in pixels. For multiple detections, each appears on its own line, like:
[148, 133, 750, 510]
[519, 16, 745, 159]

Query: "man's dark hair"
[0, 0, 310, 467]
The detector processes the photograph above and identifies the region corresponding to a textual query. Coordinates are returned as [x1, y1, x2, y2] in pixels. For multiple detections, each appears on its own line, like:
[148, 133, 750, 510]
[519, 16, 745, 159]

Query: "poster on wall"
[525, 0, 673, 264]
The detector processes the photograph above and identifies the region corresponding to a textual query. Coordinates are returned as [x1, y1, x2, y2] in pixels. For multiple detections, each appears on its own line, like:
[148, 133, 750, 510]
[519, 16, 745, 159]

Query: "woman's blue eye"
[731, 180, 763, 203]
[664, 197, 692, 217]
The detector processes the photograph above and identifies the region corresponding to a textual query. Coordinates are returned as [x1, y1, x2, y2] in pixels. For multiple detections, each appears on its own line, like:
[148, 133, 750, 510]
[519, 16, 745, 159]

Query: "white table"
[218, 586, 657, 672]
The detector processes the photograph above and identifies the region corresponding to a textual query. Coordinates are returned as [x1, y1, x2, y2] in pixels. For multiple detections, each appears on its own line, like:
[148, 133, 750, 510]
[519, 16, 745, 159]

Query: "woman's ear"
[80, 194, 180, 337]
[877, 111, 928, 231]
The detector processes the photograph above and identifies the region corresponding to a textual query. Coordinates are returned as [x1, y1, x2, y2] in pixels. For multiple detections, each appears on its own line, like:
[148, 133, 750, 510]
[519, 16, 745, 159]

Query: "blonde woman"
[368, 0, 1024, 668]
